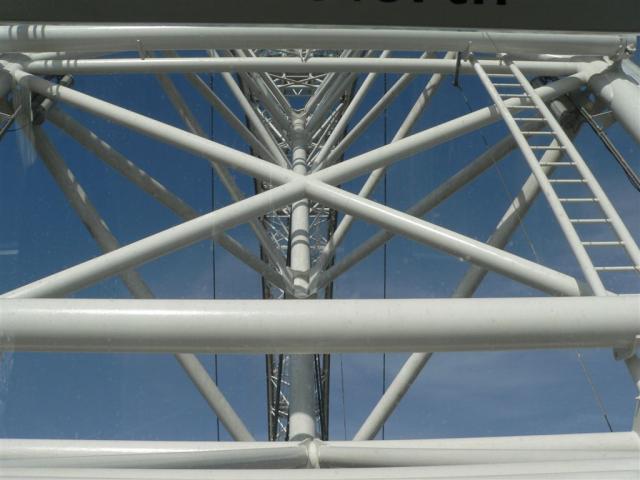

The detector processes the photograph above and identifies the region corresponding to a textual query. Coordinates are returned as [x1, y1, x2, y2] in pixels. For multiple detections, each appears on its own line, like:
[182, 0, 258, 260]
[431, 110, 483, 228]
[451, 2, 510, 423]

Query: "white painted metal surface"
[0, 18, 639, 479]
[1, 296, 638, 353]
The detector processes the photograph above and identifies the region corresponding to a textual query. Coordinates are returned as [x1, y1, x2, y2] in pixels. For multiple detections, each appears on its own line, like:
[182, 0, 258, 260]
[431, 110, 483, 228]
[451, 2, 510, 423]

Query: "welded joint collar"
[303, 438, 321, 469]
[614, 335, 640, 361]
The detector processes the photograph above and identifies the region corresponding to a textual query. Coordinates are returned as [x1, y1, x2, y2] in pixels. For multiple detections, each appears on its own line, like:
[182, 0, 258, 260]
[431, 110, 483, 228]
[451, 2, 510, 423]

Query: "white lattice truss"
[0, 25, 639, 479]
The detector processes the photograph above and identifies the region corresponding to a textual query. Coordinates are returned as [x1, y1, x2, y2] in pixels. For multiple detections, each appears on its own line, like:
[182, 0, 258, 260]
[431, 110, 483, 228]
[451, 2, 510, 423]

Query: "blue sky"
[0, 48, 639, 442]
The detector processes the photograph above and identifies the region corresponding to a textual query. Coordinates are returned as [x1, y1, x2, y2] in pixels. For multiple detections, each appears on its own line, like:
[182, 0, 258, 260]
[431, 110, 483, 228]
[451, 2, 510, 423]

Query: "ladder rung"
[549, 179, 587, 184]
[539, 162, 575, 166]
[559, 198, 599, 203]
[488, 73, 515, 78]
[522, 131, 555, 135]
[530, 146, 566, 150]
[507, 105, 538, 109]
[493, 83, 521, 87]
[570, 218, 611, 224]
[582, 241, 625, 247]
[513, 118, 547, 122]
[500, 94, 529, 98]
[595, 266, 639, 272]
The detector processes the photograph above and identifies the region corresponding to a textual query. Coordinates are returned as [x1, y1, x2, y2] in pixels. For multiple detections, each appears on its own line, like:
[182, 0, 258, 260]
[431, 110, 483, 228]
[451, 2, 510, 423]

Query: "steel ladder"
[471, 54, 640, 296]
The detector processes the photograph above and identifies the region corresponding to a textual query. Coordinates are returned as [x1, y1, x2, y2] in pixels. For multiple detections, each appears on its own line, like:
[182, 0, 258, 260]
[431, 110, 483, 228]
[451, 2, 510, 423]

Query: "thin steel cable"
[382, 72, 389, 441]
[209, 72, 221, 442]
[577, 351, 614, 432]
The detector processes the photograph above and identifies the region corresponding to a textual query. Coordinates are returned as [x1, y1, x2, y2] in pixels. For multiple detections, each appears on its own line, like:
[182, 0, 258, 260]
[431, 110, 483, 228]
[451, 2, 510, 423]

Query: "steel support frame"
[0, 23, 639, 476]
[0, 67, 598, 300]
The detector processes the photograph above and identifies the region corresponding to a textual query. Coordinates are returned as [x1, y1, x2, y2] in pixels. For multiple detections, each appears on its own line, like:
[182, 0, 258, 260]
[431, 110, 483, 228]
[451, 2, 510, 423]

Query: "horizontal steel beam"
[0, 26, 634, 56]
[1, 296, 638, 353]
[0, 447, 308, 469]
[317, 446, 638, 468]
[4, 432, 637, 459]
[21, 58, 588, 76]
[1, 459, 638, 478]
[1, 434, 639, 469]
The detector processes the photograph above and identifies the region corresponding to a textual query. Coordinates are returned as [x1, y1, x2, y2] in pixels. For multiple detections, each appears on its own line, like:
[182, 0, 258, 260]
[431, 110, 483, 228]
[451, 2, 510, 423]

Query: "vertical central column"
[288, 115, 317, 441]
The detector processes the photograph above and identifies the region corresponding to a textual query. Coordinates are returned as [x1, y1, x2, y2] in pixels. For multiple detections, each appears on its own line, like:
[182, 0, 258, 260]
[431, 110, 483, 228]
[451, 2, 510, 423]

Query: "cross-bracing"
[0, 25, 639, 478]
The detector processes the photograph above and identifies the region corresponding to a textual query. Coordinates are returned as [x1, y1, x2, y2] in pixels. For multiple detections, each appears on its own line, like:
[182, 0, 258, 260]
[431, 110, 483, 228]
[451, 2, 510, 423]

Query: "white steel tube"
[46, 108, 287, 290]
[31, 128, 255, 441]
[317, 51, 441, 170]
[353, 353, 432, 441]
[8, 66, 588, 195]
[30, 127, 153, 298]
[208, 53, 290, 169]
[47, 108, 195, 219]
[236, 68, 290, 131]
[8, 70, 590, 298]
[309, 54, 389, 167]
[1, 296, 637, 353]
[174, 354, 255, 442]
[306, 70, 360, 133]
[177, 68, 272, 161]
[332, 431, 640, 451]
[1, 459, 638, 479]
[306, 181, 590, 297]
[0, 446, 307, 469]
[392, 52, 458, 141]
[317, 445, 638, 468]
[154, 71, 290, 280]
[288, 118, 317, 442]
[353, 127, 583, 441]
[313, 122, 541, 291]
[1, 181, 304, 299]
[353, 137, 578, 442]
[311, 74, 588, 188]
[20, 57, 588, 76]
[9, 68, 295, 185]
[311, 54, 450, 278]
[474, 57, 606, 295]
[2, 432, 637, 459]
[234, 50, 291, 119]
[0, 440, 294, 459]
[626, 355, 640, 393]
[508, 59, 640, 272]
[0, 69, 306, 297]
[1, 26, 632, 56]
[454, 128, 581, 298]
[304, 50, 362, 115]
[588, 60, 640, 145]
[4, 432, 637, 459]
[2, 445, 637, 470]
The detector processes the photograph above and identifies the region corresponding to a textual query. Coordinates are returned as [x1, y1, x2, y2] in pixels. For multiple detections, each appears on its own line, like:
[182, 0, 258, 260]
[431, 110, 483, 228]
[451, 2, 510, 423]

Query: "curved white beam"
[20, 58, 588, 76]
[0, 26, 633, 56]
